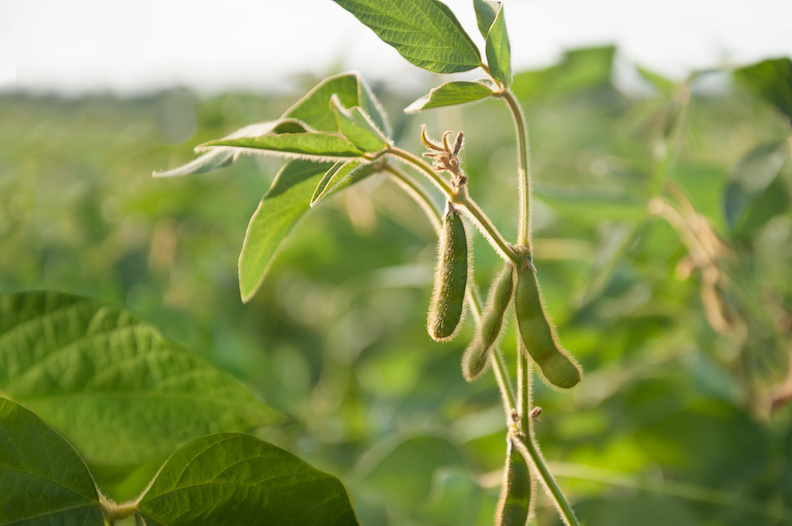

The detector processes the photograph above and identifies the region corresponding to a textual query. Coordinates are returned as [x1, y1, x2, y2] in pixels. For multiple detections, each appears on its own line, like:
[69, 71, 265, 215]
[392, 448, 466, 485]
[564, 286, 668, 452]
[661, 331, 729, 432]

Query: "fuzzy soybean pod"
[495, 439, 532, 526]
[427, 203, 468, 341]
[462, 262, 514, 381]
[515, 263, 582, 389]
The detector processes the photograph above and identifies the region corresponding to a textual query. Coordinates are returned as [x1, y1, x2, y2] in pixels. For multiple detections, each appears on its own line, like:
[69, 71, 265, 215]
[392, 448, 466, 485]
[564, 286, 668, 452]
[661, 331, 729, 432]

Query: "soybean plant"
[155, 1, 584, 524]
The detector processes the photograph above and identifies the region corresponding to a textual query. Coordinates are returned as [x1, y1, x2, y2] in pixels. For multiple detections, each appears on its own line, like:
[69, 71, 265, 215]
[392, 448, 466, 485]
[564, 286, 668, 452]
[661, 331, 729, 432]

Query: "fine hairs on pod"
[462, 261, 514, 381]
[427, 202, 469, 342]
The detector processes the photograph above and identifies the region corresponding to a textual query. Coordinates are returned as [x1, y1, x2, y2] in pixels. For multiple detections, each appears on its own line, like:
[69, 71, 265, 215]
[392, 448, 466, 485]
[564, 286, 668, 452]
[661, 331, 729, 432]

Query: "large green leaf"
[137, 433, 359, 526]
[474, 0, 511, 84]
[405, 81, 495, 113]
[724, 141, 790, 231]
[0, 291, 286, 467]
[331, 0, 481, 74]
[0, 397, 104, 525]
[239, 161, 333, 301]
[735, 57, 792, 125]
[154, 73, 390, 178]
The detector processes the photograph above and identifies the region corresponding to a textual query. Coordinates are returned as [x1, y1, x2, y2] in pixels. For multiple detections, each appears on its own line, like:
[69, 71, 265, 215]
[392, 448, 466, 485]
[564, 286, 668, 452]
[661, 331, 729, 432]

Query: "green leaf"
[154, 73, 390, 177]
[330, 95, 390, 153]
[152, 121, 281, 178]
[239, 161, 332, 301]
[0, 291, 286, 468]
[153, 149, 237, 178]
[405, 81, 494, 113]
[201, 124, 366, 161]
[137, 433, 359, 526]
[735, 57, 792, 125]
[311, 159, 376, 207]
[331, 0, 481, 74]
[0, 397, 104, 525]
[473, 0, 498, 38]
[724, 141, 790, 231]
[284, 72, 391, 136]
[475, 1, 511, 84]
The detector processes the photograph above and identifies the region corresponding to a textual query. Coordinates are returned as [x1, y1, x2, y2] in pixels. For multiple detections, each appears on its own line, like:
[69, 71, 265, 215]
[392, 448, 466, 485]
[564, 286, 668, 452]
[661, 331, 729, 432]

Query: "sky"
[2, 0, 791, 95]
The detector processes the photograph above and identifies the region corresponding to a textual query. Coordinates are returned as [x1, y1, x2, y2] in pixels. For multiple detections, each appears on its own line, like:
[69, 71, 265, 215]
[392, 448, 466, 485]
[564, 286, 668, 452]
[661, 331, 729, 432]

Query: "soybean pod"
[427, 202, 469, 341]
[515, 261, 582, 389]
[462, 262, 514, 381]
[495, 438, 533, 526]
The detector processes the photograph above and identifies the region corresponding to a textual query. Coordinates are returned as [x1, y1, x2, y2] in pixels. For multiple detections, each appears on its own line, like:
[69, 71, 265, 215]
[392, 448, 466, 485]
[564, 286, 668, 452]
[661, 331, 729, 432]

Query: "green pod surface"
[462, 262, 514, 381]
[427, 203, 468, 341]
[515, 265, 581, 389]
[495, 439, 532, 526]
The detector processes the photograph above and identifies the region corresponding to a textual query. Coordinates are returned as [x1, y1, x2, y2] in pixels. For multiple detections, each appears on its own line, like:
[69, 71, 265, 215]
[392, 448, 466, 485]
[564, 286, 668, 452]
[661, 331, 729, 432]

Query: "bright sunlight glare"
[1, 0, 791, 95]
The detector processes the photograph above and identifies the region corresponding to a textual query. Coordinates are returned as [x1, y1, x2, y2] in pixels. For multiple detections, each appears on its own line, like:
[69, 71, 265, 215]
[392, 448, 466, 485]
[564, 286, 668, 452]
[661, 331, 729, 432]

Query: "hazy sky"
[2, 0, 791, 94]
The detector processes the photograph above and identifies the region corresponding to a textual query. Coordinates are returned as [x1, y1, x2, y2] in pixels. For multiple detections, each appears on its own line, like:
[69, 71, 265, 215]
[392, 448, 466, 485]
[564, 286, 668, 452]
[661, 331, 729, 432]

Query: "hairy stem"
[502, 90, 532, 251]
[387, 148, 521, 266]
[512, 432, 580, 526]
[385, 163, 516, 416]
[503, 87, 581, 526]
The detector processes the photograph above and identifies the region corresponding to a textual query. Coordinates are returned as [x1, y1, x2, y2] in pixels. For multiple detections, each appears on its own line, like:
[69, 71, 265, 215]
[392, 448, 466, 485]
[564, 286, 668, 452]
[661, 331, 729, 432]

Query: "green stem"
[501, 90, 532, 251]
[387, 148, 521, 266]
[517, 350, 531, 432]
[384, 163, 516, 416]
[512, 432, 581, 526]
[503, 87, 580, 526]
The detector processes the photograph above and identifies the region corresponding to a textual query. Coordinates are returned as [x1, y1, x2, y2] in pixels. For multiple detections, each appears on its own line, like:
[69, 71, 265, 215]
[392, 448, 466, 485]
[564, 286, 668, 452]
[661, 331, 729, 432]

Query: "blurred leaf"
[512, 46, 616, 100]
[405, 81, 494, 113]
[0, 291, 286, 467]
[311, 159, 377, 207]
[355, 436, 465, 511]
[331, 0, 481, 74]
[475, 1, 512, 85]
[0, 397, 103, 525]
[581, 495, 697, 526]
[735, 57, 792, 125]
[635, 399, 769, 486]
[239, 160, 332, 301]
[284, 72, 391, 136]
[733, 176, 790, 237]
[137, 433, 358, 526]
[423, 468, 482, 526]
[724, 141, 789, 231]
[636, 65, 677, 95]
[330, 95, 390, 152]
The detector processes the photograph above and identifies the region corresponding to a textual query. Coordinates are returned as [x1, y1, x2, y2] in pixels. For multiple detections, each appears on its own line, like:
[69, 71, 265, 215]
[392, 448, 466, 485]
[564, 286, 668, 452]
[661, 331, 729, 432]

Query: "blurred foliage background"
[1, 48, 791, 525]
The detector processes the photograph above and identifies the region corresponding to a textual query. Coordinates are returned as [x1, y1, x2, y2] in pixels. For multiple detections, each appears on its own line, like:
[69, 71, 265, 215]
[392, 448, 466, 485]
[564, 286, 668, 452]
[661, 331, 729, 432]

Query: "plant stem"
[384, 163, 516, 416]
[512, 432, 581, 526]
[501, 89, 532, 251]
[387, 148, 521, 266]
[503, 87, 581, 526]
